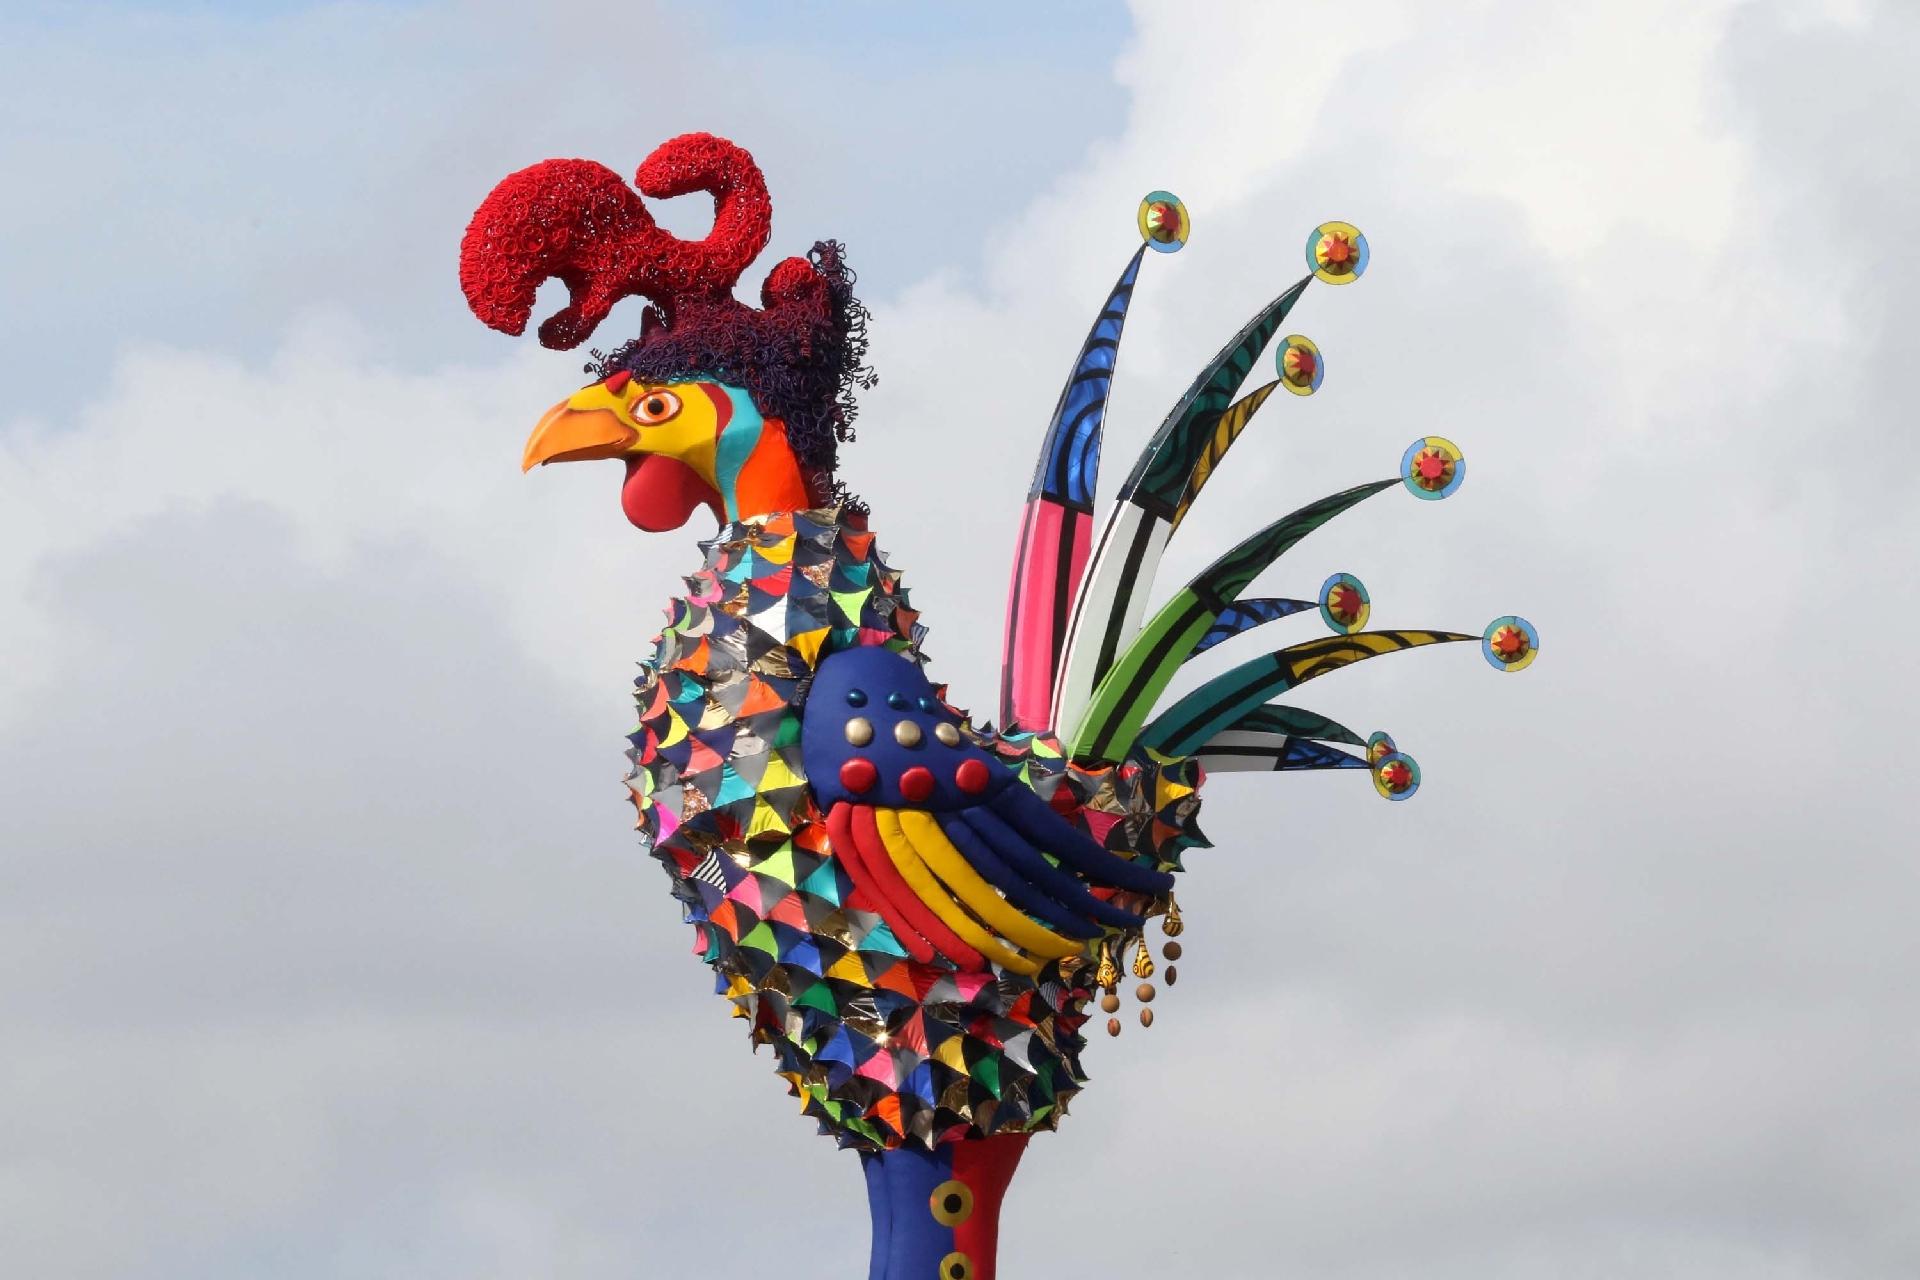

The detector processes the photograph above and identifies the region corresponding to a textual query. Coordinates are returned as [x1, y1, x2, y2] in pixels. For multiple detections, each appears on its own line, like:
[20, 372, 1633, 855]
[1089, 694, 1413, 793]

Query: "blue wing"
[803, 645, 1171, 974]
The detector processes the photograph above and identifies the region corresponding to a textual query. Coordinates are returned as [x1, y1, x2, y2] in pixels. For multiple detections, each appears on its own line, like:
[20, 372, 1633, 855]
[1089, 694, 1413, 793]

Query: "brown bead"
[1135, 983, 1155, 1003]
[1099, 993, 1120, 1014]
[1165, 964, 1178, 986]
[1162, 940, 1183, 961]
[1106, 1018, 1122, 1037]
[1139, 1008, 1155, 1028]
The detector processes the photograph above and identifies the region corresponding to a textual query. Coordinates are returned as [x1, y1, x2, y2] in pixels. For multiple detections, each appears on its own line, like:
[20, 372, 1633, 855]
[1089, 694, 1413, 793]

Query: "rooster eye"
[633, 390, 682, 424]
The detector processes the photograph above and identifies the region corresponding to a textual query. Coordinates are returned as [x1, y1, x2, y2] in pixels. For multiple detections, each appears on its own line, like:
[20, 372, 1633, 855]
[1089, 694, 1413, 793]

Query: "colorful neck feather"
[713, 383, 815, 520]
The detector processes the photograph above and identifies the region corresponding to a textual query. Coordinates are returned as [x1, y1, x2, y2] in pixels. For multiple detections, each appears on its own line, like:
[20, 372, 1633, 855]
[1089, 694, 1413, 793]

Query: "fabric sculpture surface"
[459, 132, 1536, 1280]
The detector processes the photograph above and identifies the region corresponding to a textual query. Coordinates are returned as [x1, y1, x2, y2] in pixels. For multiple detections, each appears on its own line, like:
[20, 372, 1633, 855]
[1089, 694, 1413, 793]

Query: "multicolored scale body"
[627, 510, 1198, 1153]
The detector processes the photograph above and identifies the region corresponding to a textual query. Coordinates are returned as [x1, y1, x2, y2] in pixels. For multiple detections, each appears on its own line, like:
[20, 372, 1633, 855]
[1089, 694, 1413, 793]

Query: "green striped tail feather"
[1221, 703, 1366, 746]
[1124, 276, 1312, 512]
[1050, 276, 1316, 738]
[1063, 479, 1399, 761]
[1140, 630, 1477, 759]
[1170, 381, 1280, 530]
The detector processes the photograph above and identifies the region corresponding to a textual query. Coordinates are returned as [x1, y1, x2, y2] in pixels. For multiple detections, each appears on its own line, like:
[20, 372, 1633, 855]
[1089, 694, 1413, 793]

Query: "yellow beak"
[522, 384, 638, 472]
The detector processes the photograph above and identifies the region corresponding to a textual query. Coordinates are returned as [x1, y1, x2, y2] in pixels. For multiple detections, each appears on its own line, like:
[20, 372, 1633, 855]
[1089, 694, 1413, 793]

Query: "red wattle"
[622, 454, 722, 532]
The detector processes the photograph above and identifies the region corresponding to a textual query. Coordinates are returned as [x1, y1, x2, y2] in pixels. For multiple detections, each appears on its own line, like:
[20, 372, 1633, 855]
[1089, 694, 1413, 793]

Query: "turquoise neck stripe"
[714, 384, 764, 521]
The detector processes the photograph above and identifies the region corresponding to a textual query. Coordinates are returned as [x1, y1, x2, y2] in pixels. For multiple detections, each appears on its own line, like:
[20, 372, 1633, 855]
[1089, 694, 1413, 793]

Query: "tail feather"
[1065, 479, 1399, 761]
[1000, 247, 1148, 730]
[1223, 702, 1366, 746]
[1199, 479, 1399, 600]
[1124, 277, 1311, 510]
[1139, 630, 1476, 758]
[1170, 382, 1280, 531]
[1194, 733, 1368, 773]
[1029, 247, 1146, 509]
[1051, 276, 1314, 738]
[1188, 597, 1315, 657]
[992, 206, 1531, 804]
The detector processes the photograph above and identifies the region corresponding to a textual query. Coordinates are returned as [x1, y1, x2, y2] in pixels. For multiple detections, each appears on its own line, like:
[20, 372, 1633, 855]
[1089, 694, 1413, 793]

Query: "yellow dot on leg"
[929, 1179, 973, 1226]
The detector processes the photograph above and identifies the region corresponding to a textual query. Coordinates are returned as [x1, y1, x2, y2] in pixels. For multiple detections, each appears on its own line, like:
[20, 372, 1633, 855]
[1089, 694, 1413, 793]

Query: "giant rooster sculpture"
[460, 132, 1536, 1280]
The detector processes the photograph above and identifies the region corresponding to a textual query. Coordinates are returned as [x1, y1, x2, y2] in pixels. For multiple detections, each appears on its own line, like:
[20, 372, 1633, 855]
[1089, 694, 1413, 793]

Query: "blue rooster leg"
[952, 806, 1146, 931]
[862, 1134, 1030, 1280]
[986, 783, 1176, 896]
[934, 811, 1103, 938]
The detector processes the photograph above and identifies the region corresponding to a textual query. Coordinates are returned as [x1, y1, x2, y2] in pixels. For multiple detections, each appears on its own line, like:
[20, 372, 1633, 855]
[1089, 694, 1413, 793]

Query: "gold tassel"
[1162, 898, 1184, 937]
[1094, 943, 1119, 993]
[1131, 939, 1155, 980]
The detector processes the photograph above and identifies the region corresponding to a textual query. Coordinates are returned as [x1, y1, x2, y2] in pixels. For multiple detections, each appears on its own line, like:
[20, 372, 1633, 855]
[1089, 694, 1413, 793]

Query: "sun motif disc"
[1138, 191, 1190, 252]
[1318, 571, 1370, 634]
[1401, 435, 1465, 500]
[1277, 334, 1325, 396]
[1482, 615, 1539, 672]
[1372, 751, 1421, 801]
[1306, 220, 1368, 284]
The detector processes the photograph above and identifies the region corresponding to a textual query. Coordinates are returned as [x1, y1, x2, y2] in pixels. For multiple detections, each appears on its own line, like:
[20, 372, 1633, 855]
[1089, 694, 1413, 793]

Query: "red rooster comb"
[459, 131, 873, 489]
[459, 132, 772, 350]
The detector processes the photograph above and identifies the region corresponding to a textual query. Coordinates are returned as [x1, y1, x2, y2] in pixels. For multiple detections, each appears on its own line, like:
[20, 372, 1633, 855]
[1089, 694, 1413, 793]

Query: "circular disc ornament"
[1306, 220, 1369, 284]
[1138, 191, 1190, 253]
[1372, 751, 1421, 801]
[1401, 435, 1465, 500]
[930, 1179, 975, 1225]
[1483, 615, 1539, 672]
[1318, 571, 1371, 634]
[1366, 731, 1397, 765]
[1277, 335, 1325, 396]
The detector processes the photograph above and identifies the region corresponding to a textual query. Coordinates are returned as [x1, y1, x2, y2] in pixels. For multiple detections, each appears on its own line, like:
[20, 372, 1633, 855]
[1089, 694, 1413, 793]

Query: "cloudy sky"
[4, 1, 1916, 1276]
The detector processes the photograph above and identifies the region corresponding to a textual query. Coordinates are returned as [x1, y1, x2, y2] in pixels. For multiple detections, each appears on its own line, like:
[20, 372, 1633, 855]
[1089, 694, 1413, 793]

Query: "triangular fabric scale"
[724, 874, 764, 917]
[767, 891, 813, 933]
[798, 859, 845, 906]
[736, 676, 787, 718]
[830, 587, 873, 627]
[711, 764, 756, 808]
[754, 844, 799, 889]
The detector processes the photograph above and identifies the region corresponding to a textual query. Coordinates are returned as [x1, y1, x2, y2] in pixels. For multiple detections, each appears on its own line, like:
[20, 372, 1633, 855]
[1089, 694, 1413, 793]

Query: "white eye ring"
[633, 389, 682, 424]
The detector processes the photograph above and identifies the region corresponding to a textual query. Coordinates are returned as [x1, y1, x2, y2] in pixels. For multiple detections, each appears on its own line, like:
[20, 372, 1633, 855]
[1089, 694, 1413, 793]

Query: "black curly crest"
[589, 239, 876, 510]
